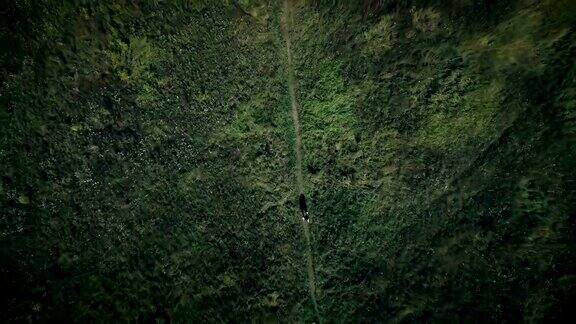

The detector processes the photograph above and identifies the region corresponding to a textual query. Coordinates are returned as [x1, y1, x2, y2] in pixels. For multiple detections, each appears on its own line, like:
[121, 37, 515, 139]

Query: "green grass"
[1, 0, 575, 322]
[288, 0, 576, 321]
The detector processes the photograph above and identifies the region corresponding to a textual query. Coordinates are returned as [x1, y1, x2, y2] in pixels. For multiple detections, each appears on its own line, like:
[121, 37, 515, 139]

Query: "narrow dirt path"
[281, 0, 304, 194]
[280, 0, 321, 321]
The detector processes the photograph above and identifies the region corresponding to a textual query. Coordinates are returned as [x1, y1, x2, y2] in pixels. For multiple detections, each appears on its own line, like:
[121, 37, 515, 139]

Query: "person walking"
[299, 193, 309, 222]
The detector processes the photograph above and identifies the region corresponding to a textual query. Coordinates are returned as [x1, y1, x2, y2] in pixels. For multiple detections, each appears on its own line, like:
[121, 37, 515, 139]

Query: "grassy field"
[1, 0, 575, 322]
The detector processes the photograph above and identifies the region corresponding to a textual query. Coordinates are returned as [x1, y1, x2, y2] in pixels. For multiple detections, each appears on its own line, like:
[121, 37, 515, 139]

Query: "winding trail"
[280, 0, 321, 321]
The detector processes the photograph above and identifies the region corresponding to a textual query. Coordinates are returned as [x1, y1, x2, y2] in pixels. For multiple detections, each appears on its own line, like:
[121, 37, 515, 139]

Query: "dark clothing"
[299, 194, 308, 212]
[299, 194, 309, 221]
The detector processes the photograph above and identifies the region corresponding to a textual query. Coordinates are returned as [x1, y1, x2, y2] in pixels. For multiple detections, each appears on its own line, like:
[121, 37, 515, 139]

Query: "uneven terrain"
[1, 0, 575, 322]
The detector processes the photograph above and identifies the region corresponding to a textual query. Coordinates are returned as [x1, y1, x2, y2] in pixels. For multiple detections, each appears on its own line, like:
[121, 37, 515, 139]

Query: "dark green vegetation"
[294, 0, 576, 321]
[1, 0, 575, 322]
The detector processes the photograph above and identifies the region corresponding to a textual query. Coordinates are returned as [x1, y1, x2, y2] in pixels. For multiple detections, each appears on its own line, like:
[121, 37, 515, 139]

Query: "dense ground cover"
[1, 0, 575, 322]
[292, 0, 576, 321]
[1, 1, 312, 321]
